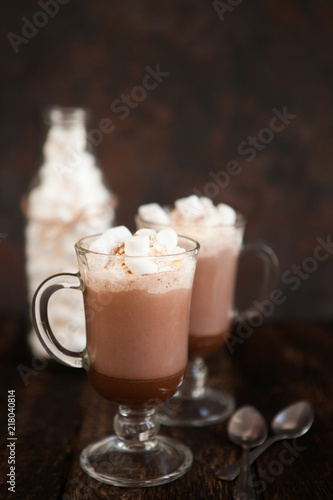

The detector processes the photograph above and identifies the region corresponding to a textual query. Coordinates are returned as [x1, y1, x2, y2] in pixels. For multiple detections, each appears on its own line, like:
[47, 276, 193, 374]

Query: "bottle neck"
[43, 106, 88, 162]
[44, 106, 87, 128]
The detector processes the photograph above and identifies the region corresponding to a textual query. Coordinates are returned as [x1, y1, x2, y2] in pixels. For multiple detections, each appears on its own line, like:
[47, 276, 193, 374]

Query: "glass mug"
[32, 234, 199, 487]
[136, 211, 279, 427]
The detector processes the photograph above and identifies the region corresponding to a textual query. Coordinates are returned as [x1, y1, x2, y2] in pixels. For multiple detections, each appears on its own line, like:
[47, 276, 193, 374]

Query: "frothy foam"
[85, 267, 195, 294]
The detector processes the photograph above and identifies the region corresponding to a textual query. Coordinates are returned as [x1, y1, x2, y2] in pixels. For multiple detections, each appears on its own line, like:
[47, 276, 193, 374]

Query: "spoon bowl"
[217, 401, 314, 481]
[271, 400, 314, 437]
[228, 406, 267, 448]
[227, 406, 267, 499]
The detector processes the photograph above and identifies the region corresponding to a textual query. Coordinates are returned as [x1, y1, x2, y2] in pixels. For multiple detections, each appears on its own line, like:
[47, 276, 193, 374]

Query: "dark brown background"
[0, 0, 332, 321]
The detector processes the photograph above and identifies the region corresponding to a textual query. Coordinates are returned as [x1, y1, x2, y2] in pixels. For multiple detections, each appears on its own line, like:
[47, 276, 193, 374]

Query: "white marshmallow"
[125, 258, 158, 275]
[202, 206, 223, 227]
[156, 228, 178, 250]
[88, 237, 112, 268]
[153, 243, 167, 254]
[200, 197, 214, 209]
[103, 225, 132, 248]
[134, 228, 157, 237]
[125, 235, 150, 256]
[172, 246, 186, 254]
[175, 195, 205, 218]
[89, 237, 112, 254]
[138, 203, 170, 224]
[217, 204, 237, 225]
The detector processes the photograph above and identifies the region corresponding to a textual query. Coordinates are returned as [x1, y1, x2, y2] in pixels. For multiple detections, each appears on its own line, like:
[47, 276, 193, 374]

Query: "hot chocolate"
[88, 369, 186, 406]
[79, 226, 197, 405]
[136, 197, 277, 427]
[188, 239, 240, 357]
[32, 226, 199, 486]
[84, 285, 191, 404]
[136, 196, 243, 358]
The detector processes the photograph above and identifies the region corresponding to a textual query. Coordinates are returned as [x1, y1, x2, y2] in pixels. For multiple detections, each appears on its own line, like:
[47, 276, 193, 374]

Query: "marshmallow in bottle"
[25, 106, 115, 358]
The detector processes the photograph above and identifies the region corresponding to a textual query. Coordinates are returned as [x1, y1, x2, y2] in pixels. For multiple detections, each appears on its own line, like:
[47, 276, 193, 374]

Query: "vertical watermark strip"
[7, 390, 16, 493]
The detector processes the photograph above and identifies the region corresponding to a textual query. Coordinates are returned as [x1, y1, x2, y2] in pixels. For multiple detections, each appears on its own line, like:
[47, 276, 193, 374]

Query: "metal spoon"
[216, 401, 314, 481]
[228, 406, 267, 500]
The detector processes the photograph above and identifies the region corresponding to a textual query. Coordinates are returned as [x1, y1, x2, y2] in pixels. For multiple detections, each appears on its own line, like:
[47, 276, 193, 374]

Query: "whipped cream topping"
[87, 226, 187, 276]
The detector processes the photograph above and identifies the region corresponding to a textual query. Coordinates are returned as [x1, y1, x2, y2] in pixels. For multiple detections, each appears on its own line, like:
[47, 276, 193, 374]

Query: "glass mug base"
[157, 357, 235, 427]
[80, 435, 193, 487]
[158, 387, 235, 427]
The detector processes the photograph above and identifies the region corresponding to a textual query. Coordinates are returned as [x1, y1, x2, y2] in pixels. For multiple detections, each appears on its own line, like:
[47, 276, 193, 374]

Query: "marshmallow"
[134, 228, 157, 237]
[138, 203, 170, 224]
[26, 109, 116, 359]
[156, 228, 178, 250]
[200, 197, 214, 209]
[217, 204, 237, 225]
[125, 235, 150, 256]
[103, 225, 132, 248]
[125, 258, 158, 275]
[175, 195, 205, 218]
[85, 225, 189, 275]
[172, 246, 186, 254]
[89, 237, 113, 254]
[88, 237, 112, 268]
[202, 206, 223, 227]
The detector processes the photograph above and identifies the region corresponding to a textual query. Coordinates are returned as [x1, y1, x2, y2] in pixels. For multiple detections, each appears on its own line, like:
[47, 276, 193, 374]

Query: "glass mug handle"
[32, 272, 88, 368]
[235, 241, 279, 321]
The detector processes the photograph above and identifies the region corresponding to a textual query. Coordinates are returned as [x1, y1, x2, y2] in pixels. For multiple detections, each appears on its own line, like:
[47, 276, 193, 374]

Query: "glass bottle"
[24, 106, 116, 358]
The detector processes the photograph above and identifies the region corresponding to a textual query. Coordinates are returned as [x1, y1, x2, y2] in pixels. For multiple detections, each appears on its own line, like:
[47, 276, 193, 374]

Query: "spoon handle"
[233, 447, 256, 500]
[216, 435, 284, 481]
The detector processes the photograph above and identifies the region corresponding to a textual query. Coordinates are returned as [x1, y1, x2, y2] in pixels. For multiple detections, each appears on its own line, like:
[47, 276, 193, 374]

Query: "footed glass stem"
[80, 405, 192, 487]
[158, 357, 235, 427]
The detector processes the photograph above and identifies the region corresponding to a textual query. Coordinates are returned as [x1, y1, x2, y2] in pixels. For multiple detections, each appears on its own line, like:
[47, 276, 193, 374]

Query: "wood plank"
[229, 324, 333, 500]
[1, 321, 332, 499]
[0, 320, 85, 500]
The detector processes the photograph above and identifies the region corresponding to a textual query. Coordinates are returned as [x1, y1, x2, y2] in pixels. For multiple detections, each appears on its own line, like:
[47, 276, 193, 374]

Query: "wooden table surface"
[0, 319, 332, 499]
